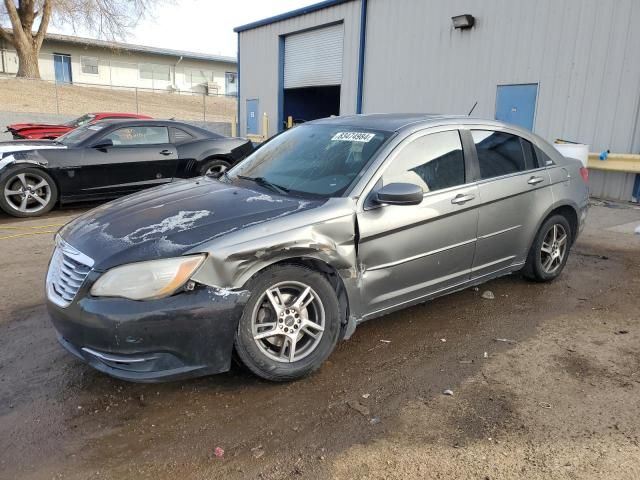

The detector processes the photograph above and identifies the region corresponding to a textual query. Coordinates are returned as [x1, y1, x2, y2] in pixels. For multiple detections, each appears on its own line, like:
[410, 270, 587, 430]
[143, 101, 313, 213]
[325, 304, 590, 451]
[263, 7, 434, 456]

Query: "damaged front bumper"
[47, 279, 250, 382]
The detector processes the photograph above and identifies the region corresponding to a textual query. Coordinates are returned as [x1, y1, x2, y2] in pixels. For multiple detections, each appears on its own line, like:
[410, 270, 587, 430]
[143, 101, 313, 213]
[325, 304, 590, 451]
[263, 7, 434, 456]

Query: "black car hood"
[0, 140, 65, 158]
[59, 178, 322, 270]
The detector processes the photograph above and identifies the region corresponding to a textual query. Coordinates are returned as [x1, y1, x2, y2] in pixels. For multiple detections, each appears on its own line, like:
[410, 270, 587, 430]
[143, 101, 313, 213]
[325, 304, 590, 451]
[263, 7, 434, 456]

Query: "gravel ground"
[0, 201, 638, 479]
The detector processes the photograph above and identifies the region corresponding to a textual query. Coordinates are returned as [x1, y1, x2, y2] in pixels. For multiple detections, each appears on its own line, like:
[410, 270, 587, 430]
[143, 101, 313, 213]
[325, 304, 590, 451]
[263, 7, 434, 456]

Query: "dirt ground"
[0, 201, 639, 480]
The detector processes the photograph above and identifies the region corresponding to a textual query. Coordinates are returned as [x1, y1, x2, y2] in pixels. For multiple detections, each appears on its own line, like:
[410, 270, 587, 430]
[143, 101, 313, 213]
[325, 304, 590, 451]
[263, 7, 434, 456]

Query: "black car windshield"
[64, 114, 96, 128]
[227, 124, 391, 198]
[57, 123, 108, 146]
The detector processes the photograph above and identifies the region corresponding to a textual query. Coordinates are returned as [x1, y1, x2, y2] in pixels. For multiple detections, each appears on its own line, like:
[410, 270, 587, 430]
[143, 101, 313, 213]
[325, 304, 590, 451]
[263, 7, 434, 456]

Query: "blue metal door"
[54, 54, 72, 83]
[495, 84, 538, 130]
[246, 99, 259, 135]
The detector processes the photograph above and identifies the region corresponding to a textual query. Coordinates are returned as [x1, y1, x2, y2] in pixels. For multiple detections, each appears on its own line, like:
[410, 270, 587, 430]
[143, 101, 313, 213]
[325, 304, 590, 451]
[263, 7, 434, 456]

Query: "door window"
[383, 130, 466, 193]
[104, 126, 169, 146]
[471, 130, 532, 179]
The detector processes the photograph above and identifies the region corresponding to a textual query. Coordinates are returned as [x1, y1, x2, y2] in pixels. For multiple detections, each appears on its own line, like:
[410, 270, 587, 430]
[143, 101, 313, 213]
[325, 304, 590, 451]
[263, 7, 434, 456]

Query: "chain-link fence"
[0, 76, 237, 124]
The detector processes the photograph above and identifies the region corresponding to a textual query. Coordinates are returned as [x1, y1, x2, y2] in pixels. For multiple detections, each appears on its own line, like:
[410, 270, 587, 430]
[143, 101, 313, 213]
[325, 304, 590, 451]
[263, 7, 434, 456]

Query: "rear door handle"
[159, 149, 172, 156]
[451, 193, 475, 205]
[527, 176, 544, 185]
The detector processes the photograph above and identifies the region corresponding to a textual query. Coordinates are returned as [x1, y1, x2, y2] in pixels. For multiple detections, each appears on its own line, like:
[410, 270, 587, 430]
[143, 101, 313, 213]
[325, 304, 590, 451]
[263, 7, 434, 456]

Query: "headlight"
[90, 255, 206, 300]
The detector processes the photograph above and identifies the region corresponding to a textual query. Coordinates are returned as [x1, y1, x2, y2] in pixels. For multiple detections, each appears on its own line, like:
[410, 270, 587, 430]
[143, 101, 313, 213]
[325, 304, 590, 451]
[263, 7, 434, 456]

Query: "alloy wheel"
[4, 172, 52, 214]
[540, 224, 568, 275]
[251, 281, 326, 363]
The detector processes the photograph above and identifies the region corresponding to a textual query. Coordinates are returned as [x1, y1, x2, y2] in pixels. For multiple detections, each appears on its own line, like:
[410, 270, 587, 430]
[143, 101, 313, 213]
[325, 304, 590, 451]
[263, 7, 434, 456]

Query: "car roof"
[89, 119, 221, 138]
[90, 112, 149, 117]
[308, 113, 469, 131]
[308, 113, 532, 135]
[94, 118, 181, 126]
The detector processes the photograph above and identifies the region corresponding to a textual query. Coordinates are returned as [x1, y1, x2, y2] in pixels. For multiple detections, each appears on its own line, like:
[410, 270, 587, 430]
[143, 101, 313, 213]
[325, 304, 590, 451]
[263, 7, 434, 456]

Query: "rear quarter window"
[534, 145, 556, 166]
[170, 127, 195, 143]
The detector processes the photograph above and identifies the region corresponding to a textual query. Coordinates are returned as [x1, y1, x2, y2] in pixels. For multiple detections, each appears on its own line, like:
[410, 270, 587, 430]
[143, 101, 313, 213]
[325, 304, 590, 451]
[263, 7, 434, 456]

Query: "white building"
[235, 0, 640, 200]
[0, 32, 237, 96]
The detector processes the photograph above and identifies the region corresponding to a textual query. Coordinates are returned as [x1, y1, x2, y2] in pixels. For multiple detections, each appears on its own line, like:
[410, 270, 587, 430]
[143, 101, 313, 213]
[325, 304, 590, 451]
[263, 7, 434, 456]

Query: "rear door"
[467, 128, 552, 279]
[357, 128, 479, 317]
[75, 125, 178, 197]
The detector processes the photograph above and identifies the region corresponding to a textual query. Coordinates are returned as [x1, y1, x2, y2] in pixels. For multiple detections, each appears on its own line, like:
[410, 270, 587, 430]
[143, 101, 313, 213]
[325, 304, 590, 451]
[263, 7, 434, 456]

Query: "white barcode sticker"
[331, 132, 376, 143]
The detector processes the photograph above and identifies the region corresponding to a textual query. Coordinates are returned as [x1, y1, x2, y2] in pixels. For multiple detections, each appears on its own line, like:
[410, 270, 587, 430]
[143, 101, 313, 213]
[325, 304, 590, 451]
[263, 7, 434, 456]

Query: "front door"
[75, 125, 178, 198]
[246, 99, 259, 135]
[357, 129, 479, 317]
[54, 54, 72, 84]
[468, 128, 552, 278]
[495, 84, 538, 130]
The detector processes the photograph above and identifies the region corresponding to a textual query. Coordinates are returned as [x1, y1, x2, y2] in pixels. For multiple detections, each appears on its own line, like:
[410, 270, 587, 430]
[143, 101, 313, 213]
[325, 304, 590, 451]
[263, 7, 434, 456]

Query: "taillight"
[579, 167, 589, 184]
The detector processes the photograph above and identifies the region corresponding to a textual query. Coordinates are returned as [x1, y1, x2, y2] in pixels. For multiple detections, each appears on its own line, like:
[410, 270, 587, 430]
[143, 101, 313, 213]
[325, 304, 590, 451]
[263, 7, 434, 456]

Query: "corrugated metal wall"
[238, 0, 361, 137]
[361, 0, 640, 200]
[239, 0, 640, 199]
[363, 0, 640, 153]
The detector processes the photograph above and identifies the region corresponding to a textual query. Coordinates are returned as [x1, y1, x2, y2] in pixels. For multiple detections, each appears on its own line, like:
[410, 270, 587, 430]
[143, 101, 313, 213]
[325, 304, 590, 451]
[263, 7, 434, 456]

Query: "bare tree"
[0, 0, 157, 79]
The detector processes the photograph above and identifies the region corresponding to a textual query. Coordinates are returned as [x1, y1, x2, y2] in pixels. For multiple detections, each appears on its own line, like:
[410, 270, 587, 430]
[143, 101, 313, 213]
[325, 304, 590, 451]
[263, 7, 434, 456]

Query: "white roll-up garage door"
[284, 23, 344, 89]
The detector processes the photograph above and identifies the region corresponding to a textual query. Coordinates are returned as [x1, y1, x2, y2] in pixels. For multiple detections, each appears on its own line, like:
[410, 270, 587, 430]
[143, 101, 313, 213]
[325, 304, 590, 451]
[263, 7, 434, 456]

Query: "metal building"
[235, 0, 640, 200]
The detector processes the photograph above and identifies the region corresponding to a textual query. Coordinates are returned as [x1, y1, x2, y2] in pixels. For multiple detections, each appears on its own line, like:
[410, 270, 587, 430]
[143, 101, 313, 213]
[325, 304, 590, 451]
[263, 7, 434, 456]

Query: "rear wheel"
[200, 158, 231, 177]
[523, 214, 572, 282]
[0, 167, 58, 218]
[234, 265, 341, 381]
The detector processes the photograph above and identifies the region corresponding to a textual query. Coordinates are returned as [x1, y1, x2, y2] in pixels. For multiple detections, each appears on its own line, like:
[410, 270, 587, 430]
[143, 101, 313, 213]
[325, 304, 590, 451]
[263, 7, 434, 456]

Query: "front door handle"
[451, 193, 475, 205]
[527, 176, 544, 185]
[159, 149, 172, 156]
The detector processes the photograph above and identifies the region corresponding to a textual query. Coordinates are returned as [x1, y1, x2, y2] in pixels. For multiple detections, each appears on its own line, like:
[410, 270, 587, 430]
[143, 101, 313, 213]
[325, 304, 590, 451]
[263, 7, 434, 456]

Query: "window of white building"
[81, 56, 99, 75]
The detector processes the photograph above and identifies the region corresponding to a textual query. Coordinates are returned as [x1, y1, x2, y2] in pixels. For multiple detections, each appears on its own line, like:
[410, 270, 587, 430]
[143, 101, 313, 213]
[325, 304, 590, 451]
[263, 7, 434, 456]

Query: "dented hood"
[58, 177, 322, 271]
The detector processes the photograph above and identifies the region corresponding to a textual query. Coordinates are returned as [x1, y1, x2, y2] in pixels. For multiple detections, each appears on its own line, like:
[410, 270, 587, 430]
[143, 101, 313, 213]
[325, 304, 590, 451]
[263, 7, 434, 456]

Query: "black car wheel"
[523, 214, 572, 282]
[234, 265, 341, 382]
[0, 167, 58, 218]
[200, 158, 231, 177]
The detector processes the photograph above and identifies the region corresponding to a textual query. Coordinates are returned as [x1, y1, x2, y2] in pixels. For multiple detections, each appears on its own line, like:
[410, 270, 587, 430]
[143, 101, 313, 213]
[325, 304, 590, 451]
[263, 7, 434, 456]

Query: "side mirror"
[375, 183, 423, 206]
[92, 139, 113, 149]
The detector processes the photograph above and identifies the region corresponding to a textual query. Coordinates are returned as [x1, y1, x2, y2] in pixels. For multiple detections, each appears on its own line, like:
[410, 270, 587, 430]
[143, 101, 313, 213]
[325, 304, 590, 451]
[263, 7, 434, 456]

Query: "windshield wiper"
[237, 175, 290, 194]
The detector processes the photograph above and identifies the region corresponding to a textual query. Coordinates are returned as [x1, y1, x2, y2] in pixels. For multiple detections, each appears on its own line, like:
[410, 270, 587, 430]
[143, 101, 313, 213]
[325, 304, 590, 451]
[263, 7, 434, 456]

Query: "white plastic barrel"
[553, 143, 589, 167]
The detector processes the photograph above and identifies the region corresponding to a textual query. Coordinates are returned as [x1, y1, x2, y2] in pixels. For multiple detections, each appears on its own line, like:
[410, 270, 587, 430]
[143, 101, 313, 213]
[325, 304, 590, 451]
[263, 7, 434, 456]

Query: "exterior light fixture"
[452, 14, 475, 30]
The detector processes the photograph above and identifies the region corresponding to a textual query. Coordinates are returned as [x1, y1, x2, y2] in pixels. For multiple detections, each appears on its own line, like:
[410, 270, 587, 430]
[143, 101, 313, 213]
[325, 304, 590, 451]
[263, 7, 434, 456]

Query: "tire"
[234, 265, 341, 382]
[0, 167, 58, 218]
[200, 158, 231, 177]
[522, 214, 572, 282]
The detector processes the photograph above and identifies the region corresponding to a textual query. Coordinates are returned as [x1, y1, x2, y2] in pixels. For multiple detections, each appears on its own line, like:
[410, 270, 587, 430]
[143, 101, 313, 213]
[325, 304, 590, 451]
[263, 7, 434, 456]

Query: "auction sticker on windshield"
[331, 132, 376, 142]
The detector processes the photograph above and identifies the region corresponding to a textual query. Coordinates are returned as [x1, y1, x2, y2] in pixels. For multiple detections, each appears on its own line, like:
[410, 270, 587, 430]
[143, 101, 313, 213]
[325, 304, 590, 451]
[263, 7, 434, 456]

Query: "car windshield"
[64, 114, 96, 128]
[227, 124, 392, 198]
[57, 123, 108, 146]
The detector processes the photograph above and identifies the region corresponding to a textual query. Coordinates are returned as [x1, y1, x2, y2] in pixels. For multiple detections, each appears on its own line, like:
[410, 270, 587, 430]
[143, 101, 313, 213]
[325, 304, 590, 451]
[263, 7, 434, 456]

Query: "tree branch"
[3, 0, 27, 43]
[34, 0, 52, 49]
[0, 24, 14, 44]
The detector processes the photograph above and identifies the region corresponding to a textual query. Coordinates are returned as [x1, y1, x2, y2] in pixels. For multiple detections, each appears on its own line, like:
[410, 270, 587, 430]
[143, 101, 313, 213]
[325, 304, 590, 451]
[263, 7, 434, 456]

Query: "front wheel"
[523, 214, 572, 282]
[234, 265, 341, 381]
[0, 167, 58, 217]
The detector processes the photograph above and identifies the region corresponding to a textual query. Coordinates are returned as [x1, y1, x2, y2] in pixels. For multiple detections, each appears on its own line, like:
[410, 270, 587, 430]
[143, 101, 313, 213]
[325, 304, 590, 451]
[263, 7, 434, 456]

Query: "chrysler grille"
[46, 239, 94, 307]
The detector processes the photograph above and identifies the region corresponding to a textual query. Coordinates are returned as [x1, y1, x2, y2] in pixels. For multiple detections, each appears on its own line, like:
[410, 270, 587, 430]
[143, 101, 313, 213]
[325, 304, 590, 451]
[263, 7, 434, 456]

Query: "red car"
[6, 112, 152, 140]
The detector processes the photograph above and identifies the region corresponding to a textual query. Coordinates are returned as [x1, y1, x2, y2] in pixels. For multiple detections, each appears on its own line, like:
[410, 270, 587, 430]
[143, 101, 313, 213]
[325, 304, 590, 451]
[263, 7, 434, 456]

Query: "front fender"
[0, 155, 48, 178]
[189, 207, 364, 318]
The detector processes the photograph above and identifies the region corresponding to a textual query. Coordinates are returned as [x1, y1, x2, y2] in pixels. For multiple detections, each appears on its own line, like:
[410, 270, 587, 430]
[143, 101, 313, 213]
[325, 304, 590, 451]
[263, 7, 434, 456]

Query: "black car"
[0, 120, 253, 217]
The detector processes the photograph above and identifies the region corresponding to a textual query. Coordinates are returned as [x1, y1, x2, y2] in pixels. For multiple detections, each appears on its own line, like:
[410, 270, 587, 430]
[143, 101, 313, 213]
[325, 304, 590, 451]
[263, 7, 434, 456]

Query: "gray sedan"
[46, 114, 589, 382]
